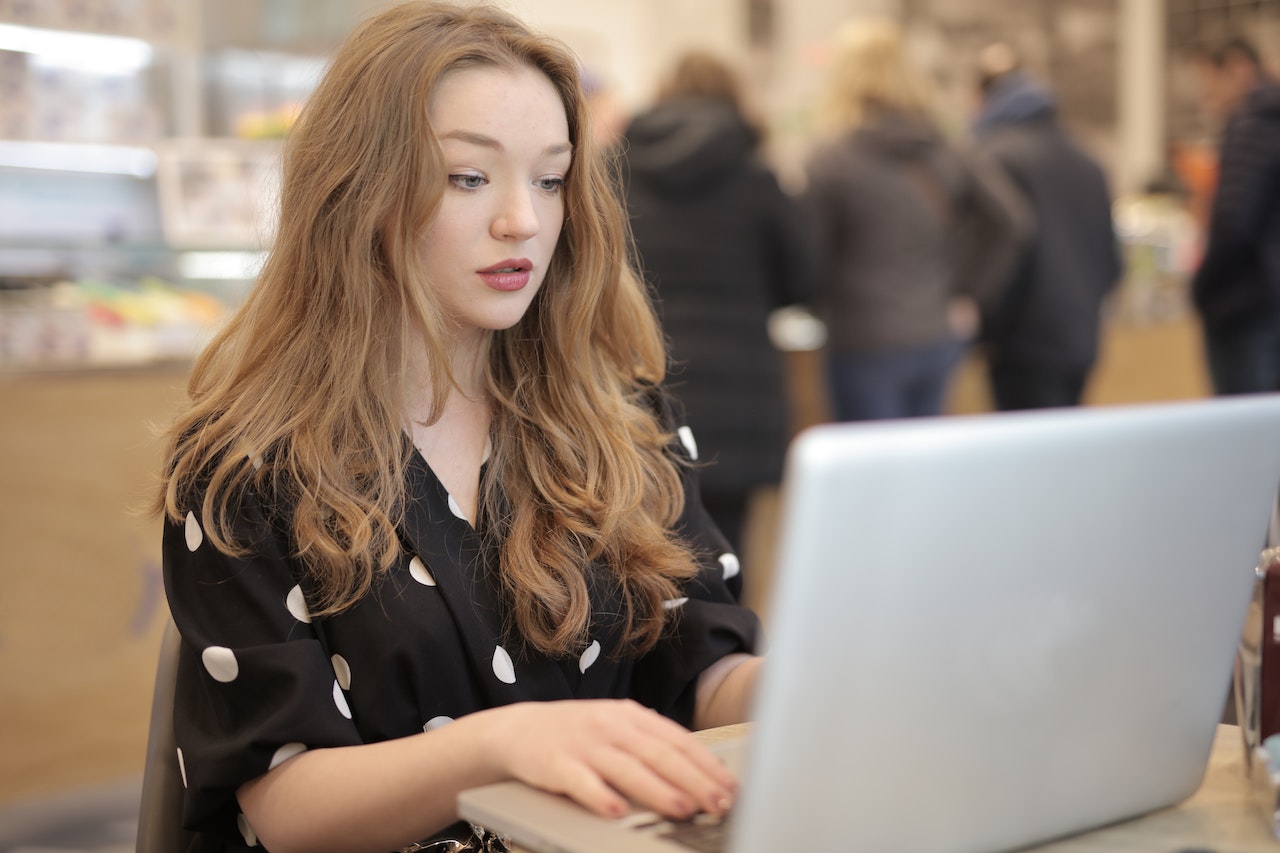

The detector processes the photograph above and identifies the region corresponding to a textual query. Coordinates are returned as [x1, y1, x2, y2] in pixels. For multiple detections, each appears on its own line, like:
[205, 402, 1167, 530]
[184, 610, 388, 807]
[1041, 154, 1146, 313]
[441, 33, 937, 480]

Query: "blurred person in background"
[971, 43, 1123, 411]
[803, 20, 1028, 423]
[1190, 37, 1280, 395]
[620, 49, 817, 588]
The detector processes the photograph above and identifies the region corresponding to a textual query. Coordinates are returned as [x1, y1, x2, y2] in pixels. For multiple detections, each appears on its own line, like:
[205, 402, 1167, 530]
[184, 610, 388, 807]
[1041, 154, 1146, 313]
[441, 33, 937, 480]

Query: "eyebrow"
[440, 129, 572, 158]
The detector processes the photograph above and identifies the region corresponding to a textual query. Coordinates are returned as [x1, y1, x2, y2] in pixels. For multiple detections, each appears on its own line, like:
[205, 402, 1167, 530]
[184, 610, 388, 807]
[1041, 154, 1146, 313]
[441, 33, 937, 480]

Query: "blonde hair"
[818, 19, 935, 134]
[155, 1, 698, 656]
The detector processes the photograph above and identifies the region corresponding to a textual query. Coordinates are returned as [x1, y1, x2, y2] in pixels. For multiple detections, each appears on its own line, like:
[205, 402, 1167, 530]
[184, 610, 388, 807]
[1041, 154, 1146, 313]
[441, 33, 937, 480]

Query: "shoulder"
[805, 137, 880, 195]
[1228, 89, 1280, 145]
[806, 133, 858, 170]
[637, 381, 684, 428]
[636, 383, 702, 459]
[974, 123, 1036, 159]
[166, 441, 298, 561]
[738, 160, 794, 207]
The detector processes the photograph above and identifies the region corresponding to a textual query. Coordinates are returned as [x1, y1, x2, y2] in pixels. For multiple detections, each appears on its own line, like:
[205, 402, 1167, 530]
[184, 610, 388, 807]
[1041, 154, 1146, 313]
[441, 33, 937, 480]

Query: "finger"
[667, 736, 740, 795]
[536, 755, 632, 820]
[624, 705, 740, 796]
[589, 745, 700, 820]
[629, 737, 736, 816]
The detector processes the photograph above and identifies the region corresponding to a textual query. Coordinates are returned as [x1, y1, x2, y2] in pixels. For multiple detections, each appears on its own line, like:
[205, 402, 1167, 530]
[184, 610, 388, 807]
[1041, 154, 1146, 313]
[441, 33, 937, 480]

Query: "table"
[1028, 724, 1276, 851]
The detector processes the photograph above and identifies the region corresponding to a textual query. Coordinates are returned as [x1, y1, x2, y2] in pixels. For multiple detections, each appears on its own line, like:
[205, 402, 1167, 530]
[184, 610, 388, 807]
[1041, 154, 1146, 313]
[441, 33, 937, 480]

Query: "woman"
[804, 19, 1029, 421]
[153, 4, 762, 851]
[621, 50, 816, 577]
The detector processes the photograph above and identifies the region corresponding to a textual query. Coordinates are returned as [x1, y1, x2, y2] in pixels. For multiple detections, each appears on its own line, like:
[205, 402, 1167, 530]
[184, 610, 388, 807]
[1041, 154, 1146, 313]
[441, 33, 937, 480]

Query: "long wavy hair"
[817, 19, 936, 135]
[155, 1, 699, 656]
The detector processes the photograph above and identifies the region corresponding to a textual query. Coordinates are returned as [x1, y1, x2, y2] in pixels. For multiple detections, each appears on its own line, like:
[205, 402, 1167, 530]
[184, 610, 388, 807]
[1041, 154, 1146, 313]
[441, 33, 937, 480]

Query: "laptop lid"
[732, 394, 1280, 853]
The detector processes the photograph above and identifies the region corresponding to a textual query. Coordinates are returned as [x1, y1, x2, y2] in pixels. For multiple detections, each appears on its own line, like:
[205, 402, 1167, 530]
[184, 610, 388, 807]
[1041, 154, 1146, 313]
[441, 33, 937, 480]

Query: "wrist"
[462, 702, 522, 781]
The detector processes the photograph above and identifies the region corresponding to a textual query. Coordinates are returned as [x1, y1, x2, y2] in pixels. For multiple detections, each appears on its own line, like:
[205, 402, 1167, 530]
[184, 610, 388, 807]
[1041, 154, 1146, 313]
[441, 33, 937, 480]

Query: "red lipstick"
[478, 258, 533, 292]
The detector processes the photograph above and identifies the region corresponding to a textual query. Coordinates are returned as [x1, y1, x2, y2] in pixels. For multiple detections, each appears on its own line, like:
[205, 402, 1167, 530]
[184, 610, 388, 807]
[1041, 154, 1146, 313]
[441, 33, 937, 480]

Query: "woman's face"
[419, 63, 572, 342]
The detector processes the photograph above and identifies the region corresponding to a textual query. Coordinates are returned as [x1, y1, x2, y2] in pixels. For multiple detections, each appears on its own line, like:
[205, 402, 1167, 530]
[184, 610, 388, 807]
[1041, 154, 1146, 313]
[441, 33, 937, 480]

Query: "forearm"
[237, 707, 508, 853]
[237, 696, 742, 853]
[693, 654, 763, 731]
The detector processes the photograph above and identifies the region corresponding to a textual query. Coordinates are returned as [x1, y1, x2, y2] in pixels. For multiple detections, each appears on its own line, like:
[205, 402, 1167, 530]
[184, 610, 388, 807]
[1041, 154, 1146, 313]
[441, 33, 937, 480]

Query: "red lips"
[478, 258, 533, 292]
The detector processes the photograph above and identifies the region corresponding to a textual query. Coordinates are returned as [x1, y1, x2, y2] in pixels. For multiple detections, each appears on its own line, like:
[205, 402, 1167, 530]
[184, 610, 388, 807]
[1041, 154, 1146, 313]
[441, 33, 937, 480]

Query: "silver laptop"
[460, 394, 1280, 853]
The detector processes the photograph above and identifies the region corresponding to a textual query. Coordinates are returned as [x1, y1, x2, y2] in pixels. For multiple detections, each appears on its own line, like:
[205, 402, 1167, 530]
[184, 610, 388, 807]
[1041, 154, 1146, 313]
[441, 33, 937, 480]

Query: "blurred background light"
[0, 23, 154, 74]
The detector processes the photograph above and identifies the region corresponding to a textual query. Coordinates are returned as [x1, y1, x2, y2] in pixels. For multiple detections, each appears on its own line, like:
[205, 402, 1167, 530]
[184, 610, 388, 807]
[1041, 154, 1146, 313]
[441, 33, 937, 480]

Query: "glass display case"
[0, 149, 271, 371]
[0, 0, 302, 372]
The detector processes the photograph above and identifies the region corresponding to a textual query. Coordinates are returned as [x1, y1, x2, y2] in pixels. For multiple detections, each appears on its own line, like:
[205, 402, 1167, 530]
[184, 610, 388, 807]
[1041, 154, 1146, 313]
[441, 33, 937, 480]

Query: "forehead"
[429, 63, 569, 141]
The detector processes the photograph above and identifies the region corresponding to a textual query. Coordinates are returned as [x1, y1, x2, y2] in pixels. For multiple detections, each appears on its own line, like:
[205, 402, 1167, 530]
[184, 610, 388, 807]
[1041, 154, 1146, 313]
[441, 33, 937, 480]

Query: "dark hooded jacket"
[973, 72, 1123, 372]
[803, 108, 1028, 353]
[1192, 77, 1280, 332]
[621, 96, 817, 495]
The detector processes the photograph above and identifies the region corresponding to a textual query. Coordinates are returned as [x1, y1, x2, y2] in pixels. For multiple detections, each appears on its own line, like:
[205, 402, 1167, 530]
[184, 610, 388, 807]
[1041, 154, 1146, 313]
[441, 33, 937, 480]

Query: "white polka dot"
[663, 597, 689, 611]
[268, 742, 307, 770]
[285, 585, 311, 623]
[678, 426, 698, 460]
[409, 555, 437, 586]
[332, 680, 352, 719]
[248, 452, 264, 471]
[201, 646, 239, 682]
[331, 654, 351, 690]
[237, 813, 259, 847]
[492, 645, 516, 684]
[424, 715, 454, 732]
[579, 640, 601, 674]
[447, 493, 467, 520]
[719, 553, 740, 581]
[184, 511, 203, 551]
[177, 747, 188, 788]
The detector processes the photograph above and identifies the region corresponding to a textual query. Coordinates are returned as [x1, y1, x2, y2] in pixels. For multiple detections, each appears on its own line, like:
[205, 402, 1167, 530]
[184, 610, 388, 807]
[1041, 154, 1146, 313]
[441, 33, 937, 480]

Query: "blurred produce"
[0, 274, 228, 368]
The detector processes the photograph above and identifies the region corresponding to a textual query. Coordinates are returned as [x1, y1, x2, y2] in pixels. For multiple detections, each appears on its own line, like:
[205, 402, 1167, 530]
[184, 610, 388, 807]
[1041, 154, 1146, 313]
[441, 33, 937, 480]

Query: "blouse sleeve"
[162, 485, 363, 840]
[629, 389, 764, 727]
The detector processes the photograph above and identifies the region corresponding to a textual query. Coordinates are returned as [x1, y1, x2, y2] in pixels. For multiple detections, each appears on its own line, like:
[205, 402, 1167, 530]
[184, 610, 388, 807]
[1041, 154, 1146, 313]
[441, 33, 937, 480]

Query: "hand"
[484, 699, 738, 822]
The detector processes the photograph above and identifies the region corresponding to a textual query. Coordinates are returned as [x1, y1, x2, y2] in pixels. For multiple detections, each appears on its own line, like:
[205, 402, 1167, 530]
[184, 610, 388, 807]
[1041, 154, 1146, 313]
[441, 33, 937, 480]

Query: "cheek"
[418, 215, 464, 264]
[544, 201, 567, 247]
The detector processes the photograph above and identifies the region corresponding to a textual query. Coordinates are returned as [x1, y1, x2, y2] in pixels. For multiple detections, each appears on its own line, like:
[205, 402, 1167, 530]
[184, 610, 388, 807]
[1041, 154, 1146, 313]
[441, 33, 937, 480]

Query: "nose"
[491, 185, 540, 241]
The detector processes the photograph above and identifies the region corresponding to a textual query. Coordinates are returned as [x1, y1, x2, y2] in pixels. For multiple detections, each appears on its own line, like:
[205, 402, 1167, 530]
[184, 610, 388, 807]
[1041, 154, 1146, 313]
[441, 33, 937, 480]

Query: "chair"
[137, 616, 196, 852]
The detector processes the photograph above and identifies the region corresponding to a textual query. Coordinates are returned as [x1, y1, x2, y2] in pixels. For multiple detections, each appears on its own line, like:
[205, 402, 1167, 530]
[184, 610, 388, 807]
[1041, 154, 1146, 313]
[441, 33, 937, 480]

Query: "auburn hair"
[155, 1, 699, 656]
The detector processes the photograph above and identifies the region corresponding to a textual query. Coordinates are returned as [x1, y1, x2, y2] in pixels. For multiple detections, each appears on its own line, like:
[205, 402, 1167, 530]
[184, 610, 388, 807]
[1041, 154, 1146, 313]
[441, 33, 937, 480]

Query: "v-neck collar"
[398, 450, 605, 702]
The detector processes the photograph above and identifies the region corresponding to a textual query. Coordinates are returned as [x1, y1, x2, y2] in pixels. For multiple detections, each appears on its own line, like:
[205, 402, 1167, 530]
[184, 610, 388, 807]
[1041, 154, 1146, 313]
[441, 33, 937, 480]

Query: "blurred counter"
[0, 365, 184, 801]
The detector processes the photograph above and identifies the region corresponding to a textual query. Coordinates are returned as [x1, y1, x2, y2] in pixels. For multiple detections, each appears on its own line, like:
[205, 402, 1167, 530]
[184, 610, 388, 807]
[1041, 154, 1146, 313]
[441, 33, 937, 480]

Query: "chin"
[480, 310, 533, 332]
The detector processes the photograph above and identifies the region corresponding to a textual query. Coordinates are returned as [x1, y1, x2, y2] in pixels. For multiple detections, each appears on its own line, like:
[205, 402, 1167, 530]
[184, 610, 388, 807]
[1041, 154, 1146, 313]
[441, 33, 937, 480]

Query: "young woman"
[153, 4, 762, 851]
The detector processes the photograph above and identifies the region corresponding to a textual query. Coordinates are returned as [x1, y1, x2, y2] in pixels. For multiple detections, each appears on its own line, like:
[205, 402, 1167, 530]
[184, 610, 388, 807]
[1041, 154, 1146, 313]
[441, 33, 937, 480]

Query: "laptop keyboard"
[656, 813, 730, 852]
[616, 809, 731, 853]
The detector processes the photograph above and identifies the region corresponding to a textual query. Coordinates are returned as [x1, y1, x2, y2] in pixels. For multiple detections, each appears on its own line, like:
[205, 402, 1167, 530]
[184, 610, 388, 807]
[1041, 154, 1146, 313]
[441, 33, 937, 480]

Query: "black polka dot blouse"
[162, 412, 761, 852]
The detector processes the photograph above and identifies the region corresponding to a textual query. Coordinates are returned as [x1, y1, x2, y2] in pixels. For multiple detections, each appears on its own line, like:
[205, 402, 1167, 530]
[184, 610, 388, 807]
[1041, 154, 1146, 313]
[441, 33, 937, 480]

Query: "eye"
[536, 176, 566, 194]
[449, 173, 487, 190]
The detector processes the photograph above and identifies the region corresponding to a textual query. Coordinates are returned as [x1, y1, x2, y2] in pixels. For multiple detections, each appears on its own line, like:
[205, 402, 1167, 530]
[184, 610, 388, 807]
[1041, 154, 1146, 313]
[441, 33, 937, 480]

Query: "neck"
[405, 327, 489, 419]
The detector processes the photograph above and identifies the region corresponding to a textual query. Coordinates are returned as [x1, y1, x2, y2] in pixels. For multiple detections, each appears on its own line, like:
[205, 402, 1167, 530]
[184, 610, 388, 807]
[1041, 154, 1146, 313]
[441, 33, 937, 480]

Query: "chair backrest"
[137, 616, 195, 853]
